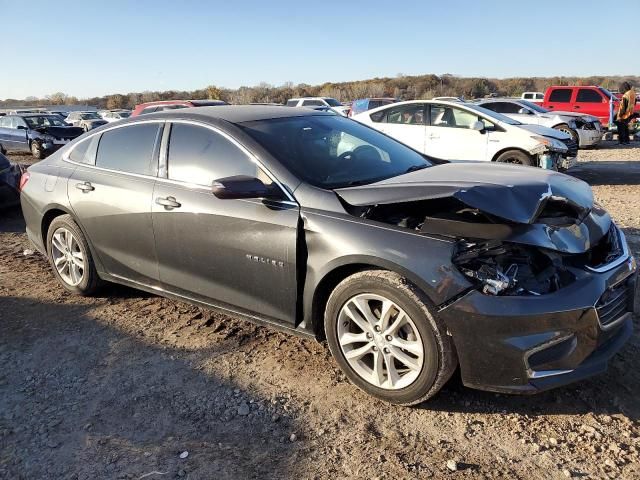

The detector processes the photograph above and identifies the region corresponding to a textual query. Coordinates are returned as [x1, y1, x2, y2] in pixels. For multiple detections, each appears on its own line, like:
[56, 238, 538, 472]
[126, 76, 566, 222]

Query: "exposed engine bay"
[341, 195, 621, 297]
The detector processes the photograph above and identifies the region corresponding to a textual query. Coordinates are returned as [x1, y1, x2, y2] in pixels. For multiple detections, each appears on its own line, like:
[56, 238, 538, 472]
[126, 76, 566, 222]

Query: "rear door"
[152, 121, 300, 324]
[67, 121, 163, 286]
[425, 104, 489, 161]
[373, 103, 427, 152]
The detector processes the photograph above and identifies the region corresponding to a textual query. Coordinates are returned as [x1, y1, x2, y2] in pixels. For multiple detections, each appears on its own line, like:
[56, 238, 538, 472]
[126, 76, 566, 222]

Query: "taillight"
[19, 171, 30, 192]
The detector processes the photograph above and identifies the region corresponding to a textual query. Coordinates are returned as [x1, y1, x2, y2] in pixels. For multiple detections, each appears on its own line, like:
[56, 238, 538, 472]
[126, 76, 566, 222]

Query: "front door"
[0, 116, 30, 151]
[152, 122, 300, 324]
[67, 122, 163, 286]
[425, 104, 489, 161]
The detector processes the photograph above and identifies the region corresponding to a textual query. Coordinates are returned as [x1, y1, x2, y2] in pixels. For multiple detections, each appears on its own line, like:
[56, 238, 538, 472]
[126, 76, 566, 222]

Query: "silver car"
[477, 98, 603, 148]
[65, 111, 108, 132]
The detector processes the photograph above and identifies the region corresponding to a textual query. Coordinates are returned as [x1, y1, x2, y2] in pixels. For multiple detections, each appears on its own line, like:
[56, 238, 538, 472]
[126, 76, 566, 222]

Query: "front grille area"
[561, 138, 578, 157]
[596, 282, 632, 328]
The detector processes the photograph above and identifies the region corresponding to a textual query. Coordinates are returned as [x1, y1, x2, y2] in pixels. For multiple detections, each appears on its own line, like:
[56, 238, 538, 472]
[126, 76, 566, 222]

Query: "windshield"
[518, 100, 549, 113]
[23, 115, 69, 128]
[239, 115, 432, 189]
[80, 113, 101, 120]
[323, 98, 342, 107]
[463, 103, 522, 125]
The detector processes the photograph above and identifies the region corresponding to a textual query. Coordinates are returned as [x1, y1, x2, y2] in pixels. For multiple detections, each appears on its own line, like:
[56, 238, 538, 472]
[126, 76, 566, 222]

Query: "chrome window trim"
[63, 118, 297, 204]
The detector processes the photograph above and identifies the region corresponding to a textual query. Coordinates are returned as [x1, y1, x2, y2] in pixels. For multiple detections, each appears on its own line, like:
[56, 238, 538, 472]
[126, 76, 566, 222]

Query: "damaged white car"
[476, 98, 602, 148]
[353, 100, 575, 171]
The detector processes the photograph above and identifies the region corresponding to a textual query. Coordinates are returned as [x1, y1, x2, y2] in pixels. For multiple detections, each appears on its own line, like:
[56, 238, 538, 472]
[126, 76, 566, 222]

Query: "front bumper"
[577, 128, 603, 148]
[439, 254, 637, 394]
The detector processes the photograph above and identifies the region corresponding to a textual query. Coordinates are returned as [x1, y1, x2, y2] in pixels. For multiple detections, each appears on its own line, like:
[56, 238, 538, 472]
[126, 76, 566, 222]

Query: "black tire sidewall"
[325, 274, 440, 405]
[495, 149, 532, 166]
[46, 215, 98, 295]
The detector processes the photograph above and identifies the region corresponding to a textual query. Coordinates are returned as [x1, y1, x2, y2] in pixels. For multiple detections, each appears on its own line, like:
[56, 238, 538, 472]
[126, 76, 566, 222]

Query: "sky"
[1, 0, 637, 100]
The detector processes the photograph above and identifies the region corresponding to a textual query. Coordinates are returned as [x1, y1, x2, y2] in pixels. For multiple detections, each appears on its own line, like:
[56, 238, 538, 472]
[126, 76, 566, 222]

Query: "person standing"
[616, 82, 637, 145]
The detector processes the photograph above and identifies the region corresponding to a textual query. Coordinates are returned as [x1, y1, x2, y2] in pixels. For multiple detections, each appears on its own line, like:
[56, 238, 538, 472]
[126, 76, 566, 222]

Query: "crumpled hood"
[546, 111, 599, 123]
[335, 162, 593, 224]
[517, 123, 570, 140]
[34, 126, 84, 138]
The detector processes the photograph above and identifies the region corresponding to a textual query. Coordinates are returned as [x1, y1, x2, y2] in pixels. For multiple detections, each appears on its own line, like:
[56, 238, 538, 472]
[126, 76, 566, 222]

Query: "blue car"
[349, 97, 398, 117]
[0, 114, 84, 159]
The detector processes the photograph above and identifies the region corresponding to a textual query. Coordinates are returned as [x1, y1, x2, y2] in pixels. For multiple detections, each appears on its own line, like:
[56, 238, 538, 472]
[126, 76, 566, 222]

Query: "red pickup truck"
[542, 85, 640, 126]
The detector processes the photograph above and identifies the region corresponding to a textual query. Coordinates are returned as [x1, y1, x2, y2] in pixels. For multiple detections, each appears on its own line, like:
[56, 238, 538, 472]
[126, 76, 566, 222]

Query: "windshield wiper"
[404, 164, 429, 174]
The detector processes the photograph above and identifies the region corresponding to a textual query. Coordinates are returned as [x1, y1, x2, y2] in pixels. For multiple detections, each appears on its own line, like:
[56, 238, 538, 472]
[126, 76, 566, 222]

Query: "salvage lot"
[1, 145, 640, 479]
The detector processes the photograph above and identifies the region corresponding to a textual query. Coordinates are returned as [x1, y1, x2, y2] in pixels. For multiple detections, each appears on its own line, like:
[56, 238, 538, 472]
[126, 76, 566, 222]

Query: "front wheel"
[46, 214, 101, 295]
[30, 141, 44, 159]
[494, 149, 533, 166]
[325, 270, 456, 405]
[553, 124, 579, 144]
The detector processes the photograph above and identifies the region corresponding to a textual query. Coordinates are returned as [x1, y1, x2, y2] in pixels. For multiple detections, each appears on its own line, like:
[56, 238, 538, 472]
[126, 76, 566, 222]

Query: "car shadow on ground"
[0, 206, 25, 233]
[0, 296, 303, 480]
[570, 160, 640, 186]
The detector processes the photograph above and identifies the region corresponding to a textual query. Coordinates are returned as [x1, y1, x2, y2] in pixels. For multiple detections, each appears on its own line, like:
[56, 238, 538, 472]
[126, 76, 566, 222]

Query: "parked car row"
[18, 105, 638, 405]
[353, 99, 575, 170]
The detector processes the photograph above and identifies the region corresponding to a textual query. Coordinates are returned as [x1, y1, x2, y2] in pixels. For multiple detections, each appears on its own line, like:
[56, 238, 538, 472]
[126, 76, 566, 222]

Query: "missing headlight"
[453, 241, 575, 296]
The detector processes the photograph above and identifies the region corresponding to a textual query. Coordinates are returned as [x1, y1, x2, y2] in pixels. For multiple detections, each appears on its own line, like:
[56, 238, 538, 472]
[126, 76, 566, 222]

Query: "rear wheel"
[46, 215, 101, 295]
[494, 149, 533, 166]
[325, 270, 456, 405]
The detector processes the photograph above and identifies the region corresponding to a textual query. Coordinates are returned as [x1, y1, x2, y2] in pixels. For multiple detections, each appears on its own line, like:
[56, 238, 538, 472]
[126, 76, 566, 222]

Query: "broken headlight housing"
[453, 240, 576, 296]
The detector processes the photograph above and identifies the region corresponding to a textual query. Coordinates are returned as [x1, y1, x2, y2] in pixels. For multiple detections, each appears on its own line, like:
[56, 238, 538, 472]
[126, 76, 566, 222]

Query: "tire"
[553, 124, 579, 145]
[30, 141, 44, 160]
[46, 214, 101, 295]
[324, 270, 457, 405]
[494, 149, 533, 166]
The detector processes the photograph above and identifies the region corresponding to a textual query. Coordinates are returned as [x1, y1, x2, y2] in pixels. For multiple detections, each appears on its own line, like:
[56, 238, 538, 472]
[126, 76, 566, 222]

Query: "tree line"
[2, 74, 638, 109]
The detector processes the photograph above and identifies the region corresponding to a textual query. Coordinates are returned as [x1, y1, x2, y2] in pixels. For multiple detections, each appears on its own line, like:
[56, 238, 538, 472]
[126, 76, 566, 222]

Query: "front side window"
[95, 123, 160, 175]
[484, 102, 521, 114]
[167, 123, 270, 187]
[523, 93, 533, 99]
[576, 89, 604, 103]
[239, 114, 432, 189]
[386, 104, 425, 125]
[430, 105, 478, 128]
[0, 117, 11, 128]
[302, 100, 324, 107]
[285, 100, 298, 107]
[549, 89, 572, 102]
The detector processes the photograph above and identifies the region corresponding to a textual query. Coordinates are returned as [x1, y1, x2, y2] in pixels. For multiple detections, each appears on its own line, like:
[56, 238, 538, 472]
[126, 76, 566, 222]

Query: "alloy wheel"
[51, 227, 86, 286]
[337, 293, 424, 390]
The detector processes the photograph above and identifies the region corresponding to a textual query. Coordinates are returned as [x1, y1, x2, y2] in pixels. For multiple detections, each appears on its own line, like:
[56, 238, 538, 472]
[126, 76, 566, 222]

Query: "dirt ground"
[1, 143, 639, 480]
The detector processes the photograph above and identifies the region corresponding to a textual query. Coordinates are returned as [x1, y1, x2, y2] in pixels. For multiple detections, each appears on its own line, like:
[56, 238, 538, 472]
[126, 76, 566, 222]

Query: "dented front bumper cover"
[439, 249, 637, 394]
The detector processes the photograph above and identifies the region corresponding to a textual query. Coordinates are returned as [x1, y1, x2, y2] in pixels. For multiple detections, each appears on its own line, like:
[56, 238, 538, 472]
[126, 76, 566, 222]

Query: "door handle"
[75, 181, 95, 192]
[155, 196, 181, 209]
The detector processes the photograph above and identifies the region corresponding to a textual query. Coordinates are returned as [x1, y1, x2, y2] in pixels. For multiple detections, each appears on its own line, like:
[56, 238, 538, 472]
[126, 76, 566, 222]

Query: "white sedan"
[352, 100, 575, 170]
[102, 110, 132, 123]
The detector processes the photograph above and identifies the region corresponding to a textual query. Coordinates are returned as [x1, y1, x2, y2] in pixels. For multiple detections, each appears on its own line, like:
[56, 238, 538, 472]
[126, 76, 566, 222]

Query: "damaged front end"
[336, 163, 637, 393]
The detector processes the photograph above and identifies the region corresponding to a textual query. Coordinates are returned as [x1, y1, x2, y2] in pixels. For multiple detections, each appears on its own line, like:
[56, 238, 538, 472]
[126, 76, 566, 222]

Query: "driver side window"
[386, 104, 425, 125]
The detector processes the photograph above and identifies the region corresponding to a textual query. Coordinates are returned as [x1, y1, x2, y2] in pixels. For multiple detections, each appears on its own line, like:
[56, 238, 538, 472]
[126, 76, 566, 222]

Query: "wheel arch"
[490, 146, 534, 163]
[307, 256, 438, 339]
[41, 205, 75, 250]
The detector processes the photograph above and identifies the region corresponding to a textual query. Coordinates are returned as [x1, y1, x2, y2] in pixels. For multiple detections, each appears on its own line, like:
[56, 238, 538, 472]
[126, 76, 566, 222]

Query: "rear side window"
[167, 123, 271, 186]
[576, 89, 603, 103]
[301, 100, 324, 106]
[548, 89, 572, 102]
[523, 93, 533, 99]
[95, 124, 160, 175]
[69, 135, 100, 165]
[0, 117, 10, 128]
[285, 100, 298, 107]
[386, 104, 426, 125]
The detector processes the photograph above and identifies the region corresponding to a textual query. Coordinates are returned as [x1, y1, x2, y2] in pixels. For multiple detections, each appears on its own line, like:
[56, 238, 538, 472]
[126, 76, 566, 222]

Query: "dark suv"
[0, 114, 84, 159]
[20, 106, 637, 405]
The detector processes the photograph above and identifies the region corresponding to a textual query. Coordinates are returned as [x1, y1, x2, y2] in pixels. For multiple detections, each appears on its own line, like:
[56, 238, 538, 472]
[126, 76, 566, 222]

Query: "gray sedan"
[20, 106, 636, 405]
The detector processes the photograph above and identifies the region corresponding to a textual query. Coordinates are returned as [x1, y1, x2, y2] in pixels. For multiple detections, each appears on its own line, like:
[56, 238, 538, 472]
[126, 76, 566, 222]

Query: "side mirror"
[212, 175, 283, 200]
[518, 108, 532, 115]
[16, 125, 27, 130]
[470, 121, 485, 132]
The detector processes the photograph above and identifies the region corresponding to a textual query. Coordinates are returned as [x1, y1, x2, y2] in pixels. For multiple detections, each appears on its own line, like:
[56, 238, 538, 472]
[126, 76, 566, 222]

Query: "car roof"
[137, 105, 332, 123]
